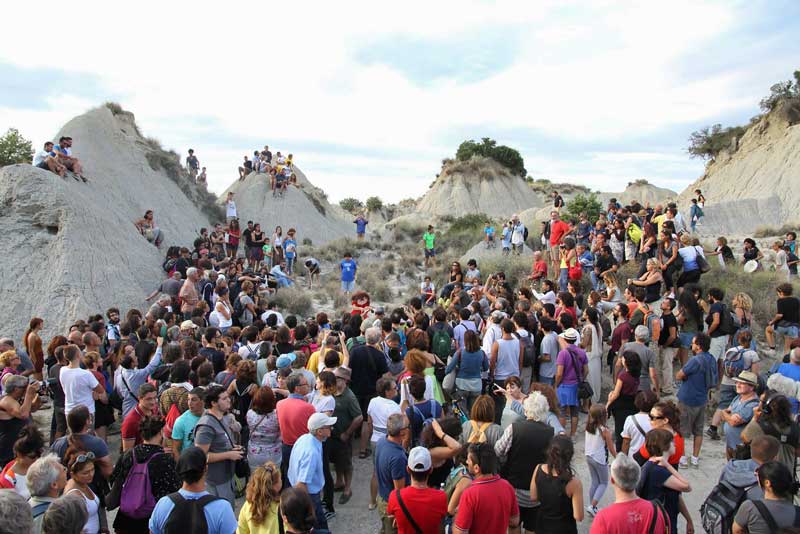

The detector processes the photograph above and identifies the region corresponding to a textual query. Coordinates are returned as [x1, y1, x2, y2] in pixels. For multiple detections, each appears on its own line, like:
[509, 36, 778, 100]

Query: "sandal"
[359, 449, 372, 459]
[338, 492, 352, 505]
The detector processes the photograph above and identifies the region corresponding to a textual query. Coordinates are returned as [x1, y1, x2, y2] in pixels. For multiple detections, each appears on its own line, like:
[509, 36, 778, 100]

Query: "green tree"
[760, 80, 796, 112]
[565, 193, 602, 223]
[0, 128, 34, 166]
[687, 124, 746, 160]
[366, 196, 383, 211]
[339, 197, 363, 213]
[455, 137, 526, 176]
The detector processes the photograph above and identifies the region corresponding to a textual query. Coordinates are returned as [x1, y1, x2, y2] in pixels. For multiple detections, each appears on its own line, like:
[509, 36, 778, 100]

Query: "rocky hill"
[0, 105, 213, 339]
[415, 157, 547, 218]
[678, 99, 800, 235]
[219, 165, 352, 245]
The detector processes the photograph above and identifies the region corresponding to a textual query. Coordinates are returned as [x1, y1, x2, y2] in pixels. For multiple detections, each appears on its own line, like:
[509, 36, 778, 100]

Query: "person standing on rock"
[225, 192, 237, 224]
[549, 211, 571, 278]
[354, 215, 369, 240]
[510, 215, 526, 255]
[186, 149, 199, 181]
[422, 225, 436, 268]
[552, 190, 565, 213]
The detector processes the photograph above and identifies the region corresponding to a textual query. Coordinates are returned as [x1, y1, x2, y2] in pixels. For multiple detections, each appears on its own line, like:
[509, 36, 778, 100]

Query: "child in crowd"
[420, 276, 435, 306]
[483, 221, 496, 248]
[584, 404, 617, 516]
[501, 222, 512, 255]
[283, 229, 297, 275]
[351, 291, 371, 317]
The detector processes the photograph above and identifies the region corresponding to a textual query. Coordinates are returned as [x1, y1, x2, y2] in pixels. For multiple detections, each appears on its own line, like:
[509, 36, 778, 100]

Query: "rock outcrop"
[219, 165, 353, 245]
[416, 157, 546, 218]
[678, 100, 800, 235]
[599, 182, 677, 207]
[0, 105, 212, 340]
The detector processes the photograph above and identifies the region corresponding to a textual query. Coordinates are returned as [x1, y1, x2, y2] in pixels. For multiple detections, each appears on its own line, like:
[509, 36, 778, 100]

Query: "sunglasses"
[648, 414, 665, 421]
[71, 451, 96, 466]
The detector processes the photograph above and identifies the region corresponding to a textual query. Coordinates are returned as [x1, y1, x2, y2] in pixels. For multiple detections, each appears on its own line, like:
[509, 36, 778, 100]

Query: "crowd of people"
[3, 183, 800, 534]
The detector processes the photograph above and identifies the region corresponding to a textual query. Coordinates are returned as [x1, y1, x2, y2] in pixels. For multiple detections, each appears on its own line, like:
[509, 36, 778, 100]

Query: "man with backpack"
[708, 331, 761, 441]
[620, 326, 659, 395]
[676, 332, 719, 468]
[512, 311, 536, 393]
[148, 446, 237, 534]
[699, 435, 780, 534]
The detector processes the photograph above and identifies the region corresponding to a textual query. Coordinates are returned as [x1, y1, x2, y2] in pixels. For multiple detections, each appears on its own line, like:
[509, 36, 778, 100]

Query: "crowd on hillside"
[5, 177, 800, 534]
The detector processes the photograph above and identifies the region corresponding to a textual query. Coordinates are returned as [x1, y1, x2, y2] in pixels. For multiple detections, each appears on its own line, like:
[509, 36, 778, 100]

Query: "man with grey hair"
[590, 453, 668, 533]
[179, 267, 200, 319]
[375, 413, 410, 534]
[27, 453, 67, 533]
[145, 270, 183, 302]
[349, 326, 390, 451]
[0, 490, 32, 534]
[620, 325, 659, 394]
[41, 494, 87, 534]
[146, 293, 173, 321]
[495, 391, 554, 534]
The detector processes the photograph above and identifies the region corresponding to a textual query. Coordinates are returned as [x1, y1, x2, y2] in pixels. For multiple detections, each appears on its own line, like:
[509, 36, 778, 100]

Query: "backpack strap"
[395, 488, 423, 534]
[752, 500, 780, 532]
[648, 499, 668, 534]
[632, 415, 647, 440]
[31, 502, 50, 518]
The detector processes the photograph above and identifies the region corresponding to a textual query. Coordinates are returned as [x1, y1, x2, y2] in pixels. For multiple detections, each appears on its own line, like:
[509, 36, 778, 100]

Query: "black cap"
[177, 446, 206, 474]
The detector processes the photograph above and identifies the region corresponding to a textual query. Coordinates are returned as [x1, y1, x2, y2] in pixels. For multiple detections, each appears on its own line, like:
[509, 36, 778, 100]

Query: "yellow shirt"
[652, 214, 666, 236]
[307, 349, 342, 375]
[237, 500, 280, 534]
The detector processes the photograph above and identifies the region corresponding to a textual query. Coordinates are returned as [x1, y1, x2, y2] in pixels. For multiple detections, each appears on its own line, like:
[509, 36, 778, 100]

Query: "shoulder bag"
[395, 488, 423, 534]
[566, 346, 593, 400]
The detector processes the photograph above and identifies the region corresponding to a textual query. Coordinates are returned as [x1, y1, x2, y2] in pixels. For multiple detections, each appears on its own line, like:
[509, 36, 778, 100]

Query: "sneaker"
[705, 427, 720, 440]
[324, 510, 337, 521]
[691, 457, 700, 469]
[679, 456, 688, 468]
[586, 505, 598, 517]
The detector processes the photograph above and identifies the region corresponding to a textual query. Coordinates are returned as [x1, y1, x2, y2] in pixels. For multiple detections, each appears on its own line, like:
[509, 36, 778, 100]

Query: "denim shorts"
[679, 332, 696, 348]
[341, 280, 355, 292]
[776, 325, 800, 338]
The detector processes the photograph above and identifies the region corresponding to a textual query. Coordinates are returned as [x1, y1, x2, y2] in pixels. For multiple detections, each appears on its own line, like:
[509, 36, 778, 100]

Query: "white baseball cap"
[407, 446, 432, 472]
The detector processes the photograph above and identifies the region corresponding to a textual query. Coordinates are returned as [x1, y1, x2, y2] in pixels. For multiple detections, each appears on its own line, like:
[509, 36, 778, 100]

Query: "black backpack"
[163, 493, 219, 534]
[513, 332, 536, 368]
[700, 477, 757, 534]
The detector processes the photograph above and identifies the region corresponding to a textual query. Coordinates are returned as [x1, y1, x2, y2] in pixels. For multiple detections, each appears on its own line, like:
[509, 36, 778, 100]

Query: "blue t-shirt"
[375, 438, 409, 501]
[171, 411, 201, 452]
[502, 227, 511, 247]
[148, 489, 238, 534]
[484, 226, 495, 237]
[677, 352, 717, 407]
[724, 396, 759, 450]
[777, 363, 800, 412]
[340, 259, 357, 282]
[288, 433, 325, 494]
[539, 333, 559, 379]
[283, 238, 297, 259]
[356, 219, 368, 234]
[52, 433, 109, 460]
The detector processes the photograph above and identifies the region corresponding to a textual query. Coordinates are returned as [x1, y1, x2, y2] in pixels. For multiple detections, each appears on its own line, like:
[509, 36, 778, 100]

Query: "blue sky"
[1, 1, 798, 202]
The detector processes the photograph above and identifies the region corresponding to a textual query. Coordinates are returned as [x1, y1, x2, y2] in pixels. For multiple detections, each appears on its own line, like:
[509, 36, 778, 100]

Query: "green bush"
[455, 137, 526, 176]
[302, 238, 313, 246]
[565, 193, 602, 223]
[269, 287, 312, 317]
[0, 128, 34, 166]
[339, 198, 363, 213]
[366, 196, 383, 211]
[104, 101, 124, 115]
[687, 124, 747, 161]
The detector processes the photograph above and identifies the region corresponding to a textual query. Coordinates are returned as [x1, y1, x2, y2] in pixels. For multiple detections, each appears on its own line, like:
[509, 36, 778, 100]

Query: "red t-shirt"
[276, 396, 316, 445]
[550, 220, 571, 246]
[589, 498, 670, 534]
[386, 486, 448, 534]
[532, 260, 548, 279]
[638, 433, 684, 466]
[121, 405, 145, 446]
[454, 475, 519, 534]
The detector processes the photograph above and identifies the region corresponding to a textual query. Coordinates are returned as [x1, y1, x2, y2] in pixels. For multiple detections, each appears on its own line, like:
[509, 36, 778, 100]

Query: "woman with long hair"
[227, 360, 258, 449]
[226, 219, 241, 258]
[637, 221, 658, 277]
[238, 461, 282, 534]
[246, 386, 282, 470]
[742, 392, 800, 474]
[271, 226, 284, 266]
[675, 285, 705, 368]
[530, 435, 584, 534]
[420, 416, 463, 488]
[580, 307, 603, 405]
[605, 350, 641, 451]
[83, 352, 113, 442]
[23, 317, 44, 381]
[597, 274, 622, 313]
[135, 210, 163, 247]
[280, 486, 316, 534]
[0, 425, 44, 498]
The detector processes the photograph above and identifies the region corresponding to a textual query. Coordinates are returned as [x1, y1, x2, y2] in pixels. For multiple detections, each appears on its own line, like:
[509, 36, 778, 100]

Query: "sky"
[1, 0, 798, 203]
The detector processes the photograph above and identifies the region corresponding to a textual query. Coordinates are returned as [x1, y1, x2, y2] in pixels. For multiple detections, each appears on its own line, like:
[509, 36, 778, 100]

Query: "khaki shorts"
[679, 401, 706, 437]
[377, 495, 398, 534]
[549, 246, 560, 263]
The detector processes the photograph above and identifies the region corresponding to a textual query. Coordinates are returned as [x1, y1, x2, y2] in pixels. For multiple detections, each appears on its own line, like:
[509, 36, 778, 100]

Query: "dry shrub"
[269, 287, 312, 317]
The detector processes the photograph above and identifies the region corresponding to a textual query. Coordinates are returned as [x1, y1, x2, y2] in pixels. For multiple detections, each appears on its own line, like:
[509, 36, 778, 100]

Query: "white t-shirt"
[399, 374, 434, 406]
[260, 310, 285, 326]
[311, 392, 336, 414]
[238, 342, 263, 360]
[226, 200, 237, 218]
[367, 396, 401, 442]
[621, 413, 652, 455]
[33, 150, 50, 166]
[60, 366, 100, 414]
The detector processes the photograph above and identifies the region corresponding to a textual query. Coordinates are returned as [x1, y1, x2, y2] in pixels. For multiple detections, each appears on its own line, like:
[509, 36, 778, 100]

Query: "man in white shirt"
[482, 311, 504, 356]
[261, 302, 285, 326]
[225, 192, 237, 223]
[32, 141, 65, 177]
[59, 344, 106, 418]
[510, 215, 526, 255]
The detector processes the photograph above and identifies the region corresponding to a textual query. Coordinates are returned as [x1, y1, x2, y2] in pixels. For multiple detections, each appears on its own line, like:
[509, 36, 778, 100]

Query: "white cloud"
[0, 0, 797, 203]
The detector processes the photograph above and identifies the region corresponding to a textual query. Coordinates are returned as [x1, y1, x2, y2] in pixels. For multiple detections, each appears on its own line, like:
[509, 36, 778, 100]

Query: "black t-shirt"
[595, 254, 617, 273]
[777, 297, 800, 325]
[242, 228, 253, 248]
[705, 301, 727, 337]
[348, 345, 389, 397]
[244, 160, 253, 170]
[198, 347, 225, 375]
[554, 195, 564, 208]
[659, 313, 678, 347]
[174, 257, 190, 278]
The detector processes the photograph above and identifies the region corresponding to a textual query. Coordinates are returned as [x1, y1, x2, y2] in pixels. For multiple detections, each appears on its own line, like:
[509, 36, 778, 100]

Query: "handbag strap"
[632, 415, 647, 439]
[752, 500, 780, 532]
[395, 488, 423, 534]
[121, 373, 138, 401]
[566, 347, 584, 383]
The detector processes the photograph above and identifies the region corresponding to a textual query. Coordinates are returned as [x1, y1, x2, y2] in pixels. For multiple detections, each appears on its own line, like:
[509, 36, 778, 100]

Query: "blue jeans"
[559, 268, 568, 292]
[277, 276, 293, 288]
[285, 256, 295, 274]
[309, 492, 330, 534]
[590, 271, 603, 291]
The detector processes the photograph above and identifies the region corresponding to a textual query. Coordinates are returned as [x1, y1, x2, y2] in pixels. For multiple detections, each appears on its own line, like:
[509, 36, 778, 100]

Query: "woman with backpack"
[459, 394, 503, 447]
[108, 417, 181, 534]
[402, 375, 443, 447]
[227, 360, 258, 451]
[733, 461, 800, 533]
[444, 330, 488, 413]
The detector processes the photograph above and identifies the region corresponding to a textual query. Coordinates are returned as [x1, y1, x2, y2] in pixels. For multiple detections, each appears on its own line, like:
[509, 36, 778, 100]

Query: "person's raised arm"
[338, 332, 350, 367]
[429, 419, 462, 462]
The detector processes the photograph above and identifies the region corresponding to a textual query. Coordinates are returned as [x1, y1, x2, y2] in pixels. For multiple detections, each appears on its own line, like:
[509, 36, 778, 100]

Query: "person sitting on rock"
[270, 261, 294, 288]
[32, 141, 66, 177]
[53, 136, 85, 180]
[196, 166, 207, 186]
[238, 155, 252, 180]
[135, 210, 164, 248]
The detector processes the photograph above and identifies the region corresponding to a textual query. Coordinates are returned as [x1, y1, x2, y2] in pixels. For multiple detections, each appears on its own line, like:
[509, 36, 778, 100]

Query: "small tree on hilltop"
[566, 193, 602, 223]
[0, 128, 34, 166]
[366, 196, 383, 212]
[339, 197, 363, 213]
[455, 137, 526, 177]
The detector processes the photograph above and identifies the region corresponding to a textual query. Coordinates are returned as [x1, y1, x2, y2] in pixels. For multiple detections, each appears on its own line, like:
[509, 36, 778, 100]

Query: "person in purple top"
[554, 328, 588, 438]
